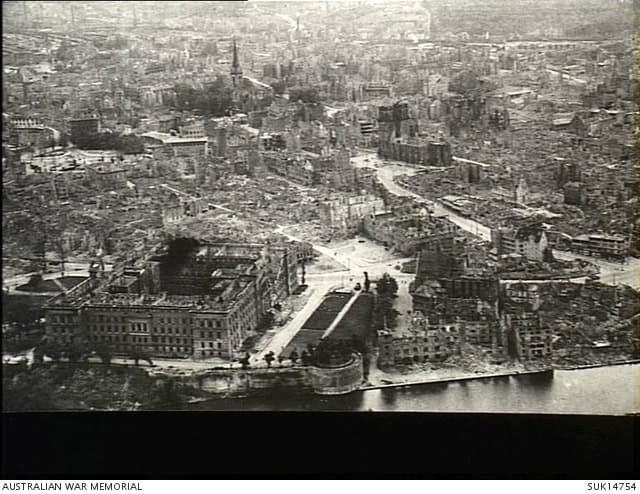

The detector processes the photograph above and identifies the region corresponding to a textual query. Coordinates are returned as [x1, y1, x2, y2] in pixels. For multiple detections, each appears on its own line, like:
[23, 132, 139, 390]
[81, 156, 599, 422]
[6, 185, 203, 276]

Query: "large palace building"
[43, 239, 302, 360]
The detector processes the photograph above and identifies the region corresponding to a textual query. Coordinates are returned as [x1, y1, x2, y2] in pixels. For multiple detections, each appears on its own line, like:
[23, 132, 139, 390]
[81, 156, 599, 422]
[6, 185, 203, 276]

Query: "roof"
[552, 118, 573, 126]
[243, 76, 272, 90]
[141, 131, 207, 145]
[574, 233, 627, 242]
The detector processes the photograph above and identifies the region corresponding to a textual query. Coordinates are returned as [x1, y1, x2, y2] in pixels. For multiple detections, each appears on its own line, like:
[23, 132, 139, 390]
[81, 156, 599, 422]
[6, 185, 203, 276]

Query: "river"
[180, 363, 639, 415]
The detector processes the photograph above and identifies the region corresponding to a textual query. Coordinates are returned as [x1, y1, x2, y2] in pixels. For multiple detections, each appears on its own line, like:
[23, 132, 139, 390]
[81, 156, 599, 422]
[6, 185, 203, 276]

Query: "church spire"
[231, 37, 242, 87]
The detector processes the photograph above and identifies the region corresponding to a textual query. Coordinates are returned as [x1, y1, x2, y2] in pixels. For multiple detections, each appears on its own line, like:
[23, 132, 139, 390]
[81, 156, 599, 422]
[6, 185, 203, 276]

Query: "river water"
[181, 364, 639, 415]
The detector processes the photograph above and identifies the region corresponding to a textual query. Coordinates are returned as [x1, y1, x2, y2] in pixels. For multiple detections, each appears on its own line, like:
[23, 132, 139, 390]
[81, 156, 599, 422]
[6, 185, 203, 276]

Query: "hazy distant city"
[2, 0, 638, 413]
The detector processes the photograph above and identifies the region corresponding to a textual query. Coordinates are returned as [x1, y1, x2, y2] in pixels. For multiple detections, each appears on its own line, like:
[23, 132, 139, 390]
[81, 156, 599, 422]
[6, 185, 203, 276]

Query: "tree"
[372, 274, 400, 330]
[130, 348, 153, 366]
[239, 352, 251, 369]
[376, 273, 398, 298]
[264, 351, 275, 368]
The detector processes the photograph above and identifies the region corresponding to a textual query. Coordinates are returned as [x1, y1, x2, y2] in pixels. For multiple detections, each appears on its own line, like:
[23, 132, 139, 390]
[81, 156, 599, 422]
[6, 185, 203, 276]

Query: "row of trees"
[34, 339, 153, 367]
[239, 342, 330, 369]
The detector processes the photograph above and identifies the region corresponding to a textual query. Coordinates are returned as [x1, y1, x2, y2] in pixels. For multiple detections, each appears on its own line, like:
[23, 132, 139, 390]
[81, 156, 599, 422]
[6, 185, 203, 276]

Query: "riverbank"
[361, 367, 553, 391]
[4, 355, 638, 411]
[180, 363, 640, 414]
[555, 358, 640, 371]
[364, 356, 639, 391]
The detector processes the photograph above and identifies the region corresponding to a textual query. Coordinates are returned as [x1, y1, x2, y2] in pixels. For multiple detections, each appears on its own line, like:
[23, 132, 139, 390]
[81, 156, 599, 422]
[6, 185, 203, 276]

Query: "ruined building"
[43, 239, 299, 360]
[377, 100, 452, 166]
[378, 315, 462, 367]
[500, 283, 552, 360]
[491, 223, 549, 262]
[363, 209, 459, 256]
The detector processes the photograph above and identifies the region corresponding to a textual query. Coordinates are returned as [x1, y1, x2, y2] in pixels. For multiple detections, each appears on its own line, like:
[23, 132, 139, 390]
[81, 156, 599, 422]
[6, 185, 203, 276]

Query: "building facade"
[377, 314, 462, 367]
[44, 240, 299, 361]
[571, 233, 629, 259]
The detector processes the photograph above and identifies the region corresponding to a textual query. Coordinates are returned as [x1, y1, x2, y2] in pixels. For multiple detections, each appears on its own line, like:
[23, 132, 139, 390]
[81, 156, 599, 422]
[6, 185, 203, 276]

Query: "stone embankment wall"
[307, 354, 364, 395]
[182, 367, 313, 396]
[166, 354, 364, 397]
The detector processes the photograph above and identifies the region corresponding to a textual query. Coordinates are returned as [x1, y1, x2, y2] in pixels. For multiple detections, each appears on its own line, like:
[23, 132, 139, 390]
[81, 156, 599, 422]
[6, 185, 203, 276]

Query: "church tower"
[230, 37, 243, 88]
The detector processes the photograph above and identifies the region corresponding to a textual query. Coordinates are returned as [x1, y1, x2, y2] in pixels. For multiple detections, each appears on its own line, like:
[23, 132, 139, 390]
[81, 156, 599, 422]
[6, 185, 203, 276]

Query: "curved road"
[351, 151, 640, 289]
[352, 153, 493, 240]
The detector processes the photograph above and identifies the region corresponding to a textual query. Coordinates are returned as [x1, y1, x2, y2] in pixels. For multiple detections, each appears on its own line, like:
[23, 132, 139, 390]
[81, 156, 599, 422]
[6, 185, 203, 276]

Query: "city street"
[352, 151, 639, 289]
[554, 251, 640, 289]
[251, 228, 416, 362]
[352, 152, 493, 240]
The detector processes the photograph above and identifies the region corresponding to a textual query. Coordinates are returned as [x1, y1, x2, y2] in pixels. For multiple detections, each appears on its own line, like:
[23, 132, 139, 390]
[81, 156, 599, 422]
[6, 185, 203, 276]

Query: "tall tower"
[230, 37, 243, 88]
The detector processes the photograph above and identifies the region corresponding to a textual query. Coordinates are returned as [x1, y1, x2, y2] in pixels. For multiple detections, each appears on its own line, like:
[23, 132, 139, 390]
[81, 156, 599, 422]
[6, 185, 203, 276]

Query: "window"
[209, 342, 213, 348]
